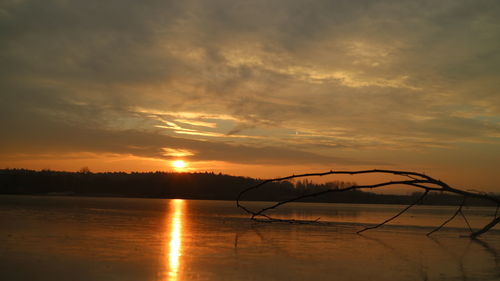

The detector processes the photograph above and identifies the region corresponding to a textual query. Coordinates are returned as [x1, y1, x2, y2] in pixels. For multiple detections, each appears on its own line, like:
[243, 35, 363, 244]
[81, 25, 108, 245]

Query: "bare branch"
[357, 190, 429, 234]
[459, 210, 473, 233]
[471, 216, 500, 239]
[236, 169, 500, 238]
[427, 196, 467, 236]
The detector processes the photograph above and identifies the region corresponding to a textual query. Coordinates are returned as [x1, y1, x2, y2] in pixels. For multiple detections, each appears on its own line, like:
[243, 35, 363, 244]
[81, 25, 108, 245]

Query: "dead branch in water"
[236, 169, 500, 238]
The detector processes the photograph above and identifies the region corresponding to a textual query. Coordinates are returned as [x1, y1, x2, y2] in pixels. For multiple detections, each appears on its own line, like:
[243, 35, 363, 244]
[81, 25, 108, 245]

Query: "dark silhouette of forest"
[0, 169, 496, 206]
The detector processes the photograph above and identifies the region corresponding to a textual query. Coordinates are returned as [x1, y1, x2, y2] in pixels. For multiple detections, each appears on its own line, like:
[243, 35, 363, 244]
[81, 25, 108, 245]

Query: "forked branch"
[236, 169, 500, 238]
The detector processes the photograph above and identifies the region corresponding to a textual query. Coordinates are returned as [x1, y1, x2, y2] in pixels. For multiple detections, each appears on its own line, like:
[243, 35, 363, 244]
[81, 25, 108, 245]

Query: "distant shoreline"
[2, 193, 499, 209]
[1, 169, 498, 207]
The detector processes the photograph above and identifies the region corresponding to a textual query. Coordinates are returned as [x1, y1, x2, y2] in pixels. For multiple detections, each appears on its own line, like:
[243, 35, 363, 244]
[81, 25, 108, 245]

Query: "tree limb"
[427, 196, 467, 236]
[358, 190, 429, 234]
[236, 169, 500, 238]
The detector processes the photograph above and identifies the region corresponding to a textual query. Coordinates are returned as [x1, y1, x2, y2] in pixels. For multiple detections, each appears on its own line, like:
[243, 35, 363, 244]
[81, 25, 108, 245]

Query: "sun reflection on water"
[167, 199, 184, 281]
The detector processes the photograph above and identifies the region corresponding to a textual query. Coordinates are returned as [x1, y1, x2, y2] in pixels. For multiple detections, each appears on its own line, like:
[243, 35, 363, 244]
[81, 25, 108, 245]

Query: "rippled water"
[0, 195, 498, 281]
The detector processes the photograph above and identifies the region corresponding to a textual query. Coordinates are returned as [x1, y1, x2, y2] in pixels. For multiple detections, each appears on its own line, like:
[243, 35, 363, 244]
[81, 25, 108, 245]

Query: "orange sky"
[1, 0, 499, 192]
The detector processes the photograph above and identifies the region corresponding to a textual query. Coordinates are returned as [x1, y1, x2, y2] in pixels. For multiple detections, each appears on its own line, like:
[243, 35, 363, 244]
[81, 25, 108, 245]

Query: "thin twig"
[427, 196, 467, 236]
[357, 190, 429, 234]
[459, 210, 473, 233]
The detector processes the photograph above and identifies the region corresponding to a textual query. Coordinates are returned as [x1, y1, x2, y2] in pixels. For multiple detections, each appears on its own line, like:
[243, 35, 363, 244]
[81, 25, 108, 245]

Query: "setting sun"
[172, 160, 187, 169]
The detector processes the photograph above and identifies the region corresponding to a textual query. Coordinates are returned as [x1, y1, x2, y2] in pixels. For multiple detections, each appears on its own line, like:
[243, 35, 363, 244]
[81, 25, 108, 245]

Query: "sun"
[172, 160, 187, 169]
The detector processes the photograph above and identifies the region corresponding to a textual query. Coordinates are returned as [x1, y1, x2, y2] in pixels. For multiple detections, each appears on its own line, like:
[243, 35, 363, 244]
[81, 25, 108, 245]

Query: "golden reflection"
[167, 199, 184, 281]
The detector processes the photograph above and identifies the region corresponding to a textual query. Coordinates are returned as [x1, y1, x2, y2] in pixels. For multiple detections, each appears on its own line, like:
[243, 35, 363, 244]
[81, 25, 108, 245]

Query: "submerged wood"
[236, 169, 500, 238]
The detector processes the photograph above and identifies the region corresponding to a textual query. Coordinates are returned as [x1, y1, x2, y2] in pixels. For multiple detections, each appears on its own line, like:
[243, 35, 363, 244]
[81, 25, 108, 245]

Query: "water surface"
[0, 196, 498, 280]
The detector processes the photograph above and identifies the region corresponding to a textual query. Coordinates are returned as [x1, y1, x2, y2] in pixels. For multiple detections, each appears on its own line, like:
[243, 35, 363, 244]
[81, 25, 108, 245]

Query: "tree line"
[0, 168, 495, 206]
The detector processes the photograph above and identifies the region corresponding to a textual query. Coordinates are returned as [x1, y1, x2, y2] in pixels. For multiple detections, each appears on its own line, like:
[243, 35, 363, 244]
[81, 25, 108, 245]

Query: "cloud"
[162, 148, 195, 157]
[174, 119, 217, 128]
[0, 100, 364, 165]
[0, 0, 499, 174]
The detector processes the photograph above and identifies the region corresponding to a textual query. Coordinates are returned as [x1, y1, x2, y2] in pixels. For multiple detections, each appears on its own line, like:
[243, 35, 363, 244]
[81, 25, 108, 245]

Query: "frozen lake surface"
[0, 195, 499, 281]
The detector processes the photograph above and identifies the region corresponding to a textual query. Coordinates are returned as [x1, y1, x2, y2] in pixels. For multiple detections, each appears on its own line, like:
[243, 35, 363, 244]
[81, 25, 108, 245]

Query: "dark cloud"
[0, 0, 499, 177]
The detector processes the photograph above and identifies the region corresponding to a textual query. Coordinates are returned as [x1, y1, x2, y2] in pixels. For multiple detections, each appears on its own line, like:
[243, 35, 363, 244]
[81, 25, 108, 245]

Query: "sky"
[1, 0, 499, 192]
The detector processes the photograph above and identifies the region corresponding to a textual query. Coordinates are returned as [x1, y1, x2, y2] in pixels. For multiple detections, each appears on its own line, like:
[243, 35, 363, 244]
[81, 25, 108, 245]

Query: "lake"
[0, 195, 498, 281]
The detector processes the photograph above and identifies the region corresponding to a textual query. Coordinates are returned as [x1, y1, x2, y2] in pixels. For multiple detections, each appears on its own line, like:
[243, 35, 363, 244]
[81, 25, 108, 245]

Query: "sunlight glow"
[167, 199, 184, 281]
[172, 160, 187, 169]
